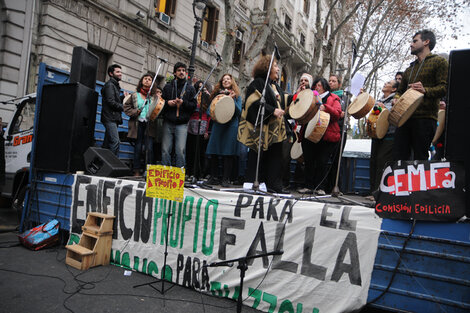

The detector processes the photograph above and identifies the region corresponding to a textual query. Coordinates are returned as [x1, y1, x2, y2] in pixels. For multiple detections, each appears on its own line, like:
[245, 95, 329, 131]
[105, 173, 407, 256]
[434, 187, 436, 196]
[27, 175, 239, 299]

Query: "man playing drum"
[392, 29, 448, 161]
[368, 80, 399, 200]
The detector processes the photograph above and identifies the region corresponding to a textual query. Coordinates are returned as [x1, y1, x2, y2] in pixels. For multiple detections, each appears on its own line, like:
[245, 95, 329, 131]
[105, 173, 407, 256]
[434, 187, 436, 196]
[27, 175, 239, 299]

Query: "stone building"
[0, 0, 347, 122]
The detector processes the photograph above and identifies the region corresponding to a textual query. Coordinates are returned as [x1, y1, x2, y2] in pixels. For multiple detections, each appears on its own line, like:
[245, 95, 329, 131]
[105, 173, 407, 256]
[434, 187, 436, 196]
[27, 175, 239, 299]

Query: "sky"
[432, 5, 470, 54]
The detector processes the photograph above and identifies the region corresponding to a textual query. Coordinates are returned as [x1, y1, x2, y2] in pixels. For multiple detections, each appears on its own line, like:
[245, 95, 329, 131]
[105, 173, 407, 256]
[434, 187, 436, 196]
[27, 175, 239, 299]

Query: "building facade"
[0, 0, 347, 122]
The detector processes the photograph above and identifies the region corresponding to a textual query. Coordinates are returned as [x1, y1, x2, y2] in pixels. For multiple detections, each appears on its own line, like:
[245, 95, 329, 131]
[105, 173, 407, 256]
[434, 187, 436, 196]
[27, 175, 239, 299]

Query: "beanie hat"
[300, 73, 313, 88]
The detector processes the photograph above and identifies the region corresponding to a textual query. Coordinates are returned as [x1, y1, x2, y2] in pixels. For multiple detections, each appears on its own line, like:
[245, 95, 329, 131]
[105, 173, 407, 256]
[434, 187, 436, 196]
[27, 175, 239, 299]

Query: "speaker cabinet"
[84, 147, 130, 177]
[35, 83, 98, 173]
[70, 46, 99, 90]
[445, 49, 470, 215]
[445, 49, 470, 161]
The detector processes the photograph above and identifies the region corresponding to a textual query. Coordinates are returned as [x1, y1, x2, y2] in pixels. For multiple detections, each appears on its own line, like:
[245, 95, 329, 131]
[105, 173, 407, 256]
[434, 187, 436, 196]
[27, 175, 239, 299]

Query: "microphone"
[157, 56, 168, 63]
[274, 43, 281, 60]
[214, 47, 222, 62]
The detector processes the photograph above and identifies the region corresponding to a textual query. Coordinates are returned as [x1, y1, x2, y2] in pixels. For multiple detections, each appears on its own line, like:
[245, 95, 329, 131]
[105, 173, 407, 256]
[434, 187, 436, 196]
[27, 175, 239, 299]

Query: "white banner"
[70, 175, 382, 313]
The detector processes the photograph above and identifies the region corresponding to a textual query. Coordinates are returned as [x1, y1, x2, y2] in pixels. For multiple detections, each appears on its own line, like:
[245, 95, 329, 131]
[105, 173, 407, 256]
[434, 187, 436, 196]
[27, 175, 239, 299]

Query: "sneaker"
[297, 187, 313, 194]
[315, 189, 326, 196]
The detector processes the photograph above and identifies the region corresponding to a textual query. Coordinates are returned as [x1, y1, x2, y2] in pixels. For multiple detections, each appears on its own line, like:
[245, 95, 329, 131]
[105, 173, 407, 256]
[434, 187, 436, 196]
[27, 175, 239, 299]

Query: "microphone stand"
[326, 45, 367, 207]
[190, 55, 222, 185]
[143, 57, 166, 177]
[252, 48, 277, 191]
[206, 250, 283, 313]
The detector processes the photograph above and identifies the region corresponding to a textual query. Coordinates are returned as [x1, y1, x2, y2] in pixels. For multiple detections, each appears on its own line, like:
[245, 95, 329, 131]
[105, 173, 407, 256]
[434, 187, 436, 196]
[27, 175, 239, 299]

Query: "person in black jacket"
[101, 64, 127, 156]
[237, 53, 293, 193]
[161, 62, 197, 167]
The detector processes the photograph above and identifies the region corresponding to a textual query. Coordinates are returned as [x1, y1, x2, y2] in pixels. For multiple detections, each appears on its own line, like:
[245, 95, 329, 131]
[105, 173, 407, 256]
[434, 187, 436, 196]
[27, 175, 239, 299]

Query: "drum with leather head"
[388, 89, 424, 126]
[210, 95, 235, 124]
[367, 107, 390, 139]
[148, 96, 165, 121]
[432, 109, 446, 144]
[305, 110, 330, 143]
[290, 132, 304, 163]
[289, 89, 321, 125]
[348, 92, 375, 119]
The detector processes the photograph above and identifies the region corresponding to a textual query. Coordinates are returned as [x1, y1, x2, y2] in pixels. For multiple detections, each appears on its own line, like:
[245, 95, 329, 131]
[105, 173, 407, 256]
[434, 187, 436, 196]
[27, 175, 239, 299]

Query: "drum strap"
[408, 58, 426, 84]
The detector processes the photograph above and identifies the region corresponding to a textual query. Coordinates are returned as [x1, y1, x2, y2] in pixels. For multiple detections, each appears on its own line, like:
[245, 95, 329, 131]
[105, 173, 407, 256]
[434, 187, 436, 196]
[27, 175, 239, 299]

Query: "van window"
[10, 99, 35, 135]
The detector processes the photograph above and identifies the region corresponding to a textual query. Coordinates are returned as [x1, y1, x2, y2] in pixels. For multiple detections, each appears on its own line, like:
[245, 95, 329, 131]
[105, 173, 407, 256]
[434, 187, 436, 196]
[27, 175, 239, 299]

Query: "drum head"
[289, 89, 314, 119]
[348, 93, 371, 115]
[123, 94, 132, 105]
[214, 96, 235, 124]
[375, 109, 390, 139]
[305, 110, 320, 136]
[290, 141, 303, 160]
[432, 109, 446, 143]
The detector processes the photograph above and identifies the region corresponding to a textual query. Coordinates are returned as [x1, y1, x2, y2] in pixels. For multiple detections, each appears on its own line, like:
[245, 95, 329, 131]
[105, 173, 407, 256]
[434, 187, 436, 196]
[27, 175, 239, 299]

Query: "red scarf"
[140, 87, 150, 98]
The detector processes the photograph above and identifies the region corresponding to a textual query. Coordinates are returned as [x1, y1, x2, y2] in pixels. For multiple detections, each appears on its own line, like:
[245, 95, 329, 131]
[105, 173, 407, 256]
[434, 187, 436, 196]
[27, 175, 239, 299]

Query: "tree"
[220, 0, 277, 89]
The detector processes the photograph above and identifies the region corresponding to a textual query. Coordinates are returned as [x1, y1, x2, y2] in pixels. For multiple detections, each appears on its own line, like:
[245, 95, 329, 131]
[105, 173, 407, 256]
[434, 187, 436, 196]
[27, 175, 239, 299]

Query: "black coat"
[101, 77, 123, 124]
[162, 78, 197, 124]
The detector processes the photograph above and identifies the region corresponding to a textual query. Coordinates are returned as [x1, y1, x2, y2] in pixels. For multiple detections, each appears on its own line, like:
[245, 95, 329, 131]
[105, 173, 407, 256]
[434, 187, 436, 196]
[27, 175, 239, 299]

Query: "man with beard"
[392, 29, 448, 161]
[161, 62, 197, 167]
[101, 64, 128, 156]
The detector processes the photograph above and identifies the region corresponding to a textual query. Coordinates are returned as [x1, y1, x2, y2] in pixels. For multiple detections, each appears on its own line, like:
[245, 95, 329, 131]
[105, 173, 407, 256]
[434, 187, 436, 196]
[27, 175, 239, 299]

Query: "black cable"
[367, 219, 417, 304]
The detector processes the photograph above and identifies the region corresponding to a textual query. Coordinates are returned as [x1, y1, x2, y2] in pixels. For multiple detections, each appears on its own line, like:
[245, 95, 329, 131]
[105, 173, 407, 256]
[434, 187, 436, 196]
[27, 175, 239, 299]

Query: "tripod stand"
[207, 250, 283, 313]
[133, 207, 175, 294]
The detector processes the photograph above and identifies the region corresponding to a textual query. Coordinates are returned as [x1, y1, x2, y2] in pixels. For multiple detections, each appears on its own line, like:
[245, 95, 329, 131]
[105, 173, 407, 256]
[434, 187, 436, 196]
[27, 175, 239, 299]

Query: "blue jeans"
[161, 121, 188, 168]
[133, 121, 154, 171]
[102, 121, 120, 156]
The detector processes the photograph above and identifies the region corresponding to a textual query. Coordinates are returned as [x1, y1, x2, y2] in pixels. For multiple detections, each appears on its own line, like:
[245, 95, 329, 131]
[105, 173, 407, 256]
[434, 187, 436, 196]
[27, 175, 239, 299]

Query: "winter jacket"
[161, 78, 197, 124]
[101, 77, 123, 124]
[321, 92, 342, 142]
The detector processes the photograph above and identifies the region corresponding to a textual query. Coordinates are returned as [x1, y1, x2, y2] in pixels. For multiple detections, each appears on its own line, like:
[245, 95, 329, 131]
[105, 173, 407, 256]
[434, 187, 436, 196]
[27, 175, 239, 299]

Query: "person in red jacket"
[298, 77, 342, 195]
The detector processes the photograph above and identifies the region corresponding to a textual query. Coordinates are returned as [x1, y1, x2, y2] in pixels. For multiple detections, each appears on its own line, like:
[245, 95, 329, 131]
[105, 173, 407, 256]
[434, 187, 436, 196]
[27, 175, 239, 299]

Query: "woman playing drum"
[124, 73, 158, 176]
[206, 74, 242, 186]
[299, 77, 342, 195]
[368, 79, 398, 199]
[238, 52, 293, 193]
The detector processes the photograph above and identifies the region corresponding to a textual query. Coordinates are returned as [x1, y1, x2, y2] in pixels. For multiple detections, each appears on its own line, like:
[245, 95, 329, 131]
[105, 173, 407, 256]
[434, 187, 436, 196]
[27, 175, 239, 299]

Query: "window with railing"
[284, 15, 292, 31]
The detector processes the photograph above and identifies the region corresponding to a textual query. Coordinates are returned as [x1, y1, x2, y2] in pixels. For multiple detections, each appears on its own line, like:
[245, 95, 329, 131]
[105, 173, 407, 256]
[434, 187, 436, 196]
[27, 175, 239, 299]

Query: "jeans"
[102, 121, 120, 156]
[161, 121, 188, 168]
[133, 121, 154, 171]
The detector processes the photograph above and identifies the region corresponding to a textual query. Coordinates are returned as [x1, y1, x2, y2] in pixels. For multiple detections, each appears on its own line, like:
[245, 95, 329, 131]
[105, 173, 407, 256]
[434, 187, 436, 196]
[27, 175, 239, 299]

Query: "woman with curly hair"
[206, 74, 242, 186]
[238, 52, 293, 193]
[124, 73, 158, 176]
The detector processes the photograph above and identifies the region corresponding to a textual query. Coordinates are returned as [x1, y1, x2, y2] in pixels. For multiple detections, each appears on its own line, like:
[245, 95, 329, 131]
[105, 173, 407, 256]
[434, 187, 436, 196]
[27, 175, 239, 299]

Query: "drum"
[290, 133, 304, 163]
[348, 92, 375, 119]
[289, 89, 321, 125]
[148, 96, 165, 121]
[305, 110, 330, 143]
[432, 109, 446, 144]
[388, 89, 424, 127]
[366, 107, 390, 139]
[210, 95, 235, 124]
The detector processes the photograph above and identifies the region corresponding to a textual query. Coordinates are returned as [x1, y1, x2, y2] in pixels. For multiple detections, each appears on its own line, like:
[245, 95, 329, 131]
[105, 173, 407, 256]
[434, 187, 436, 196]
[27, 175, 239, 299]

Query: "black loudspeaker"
[84, 147, 130, 177]
[70, 46, 99, 90]
[35, 83, 98, 172]
[445, 49, 470, 215]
